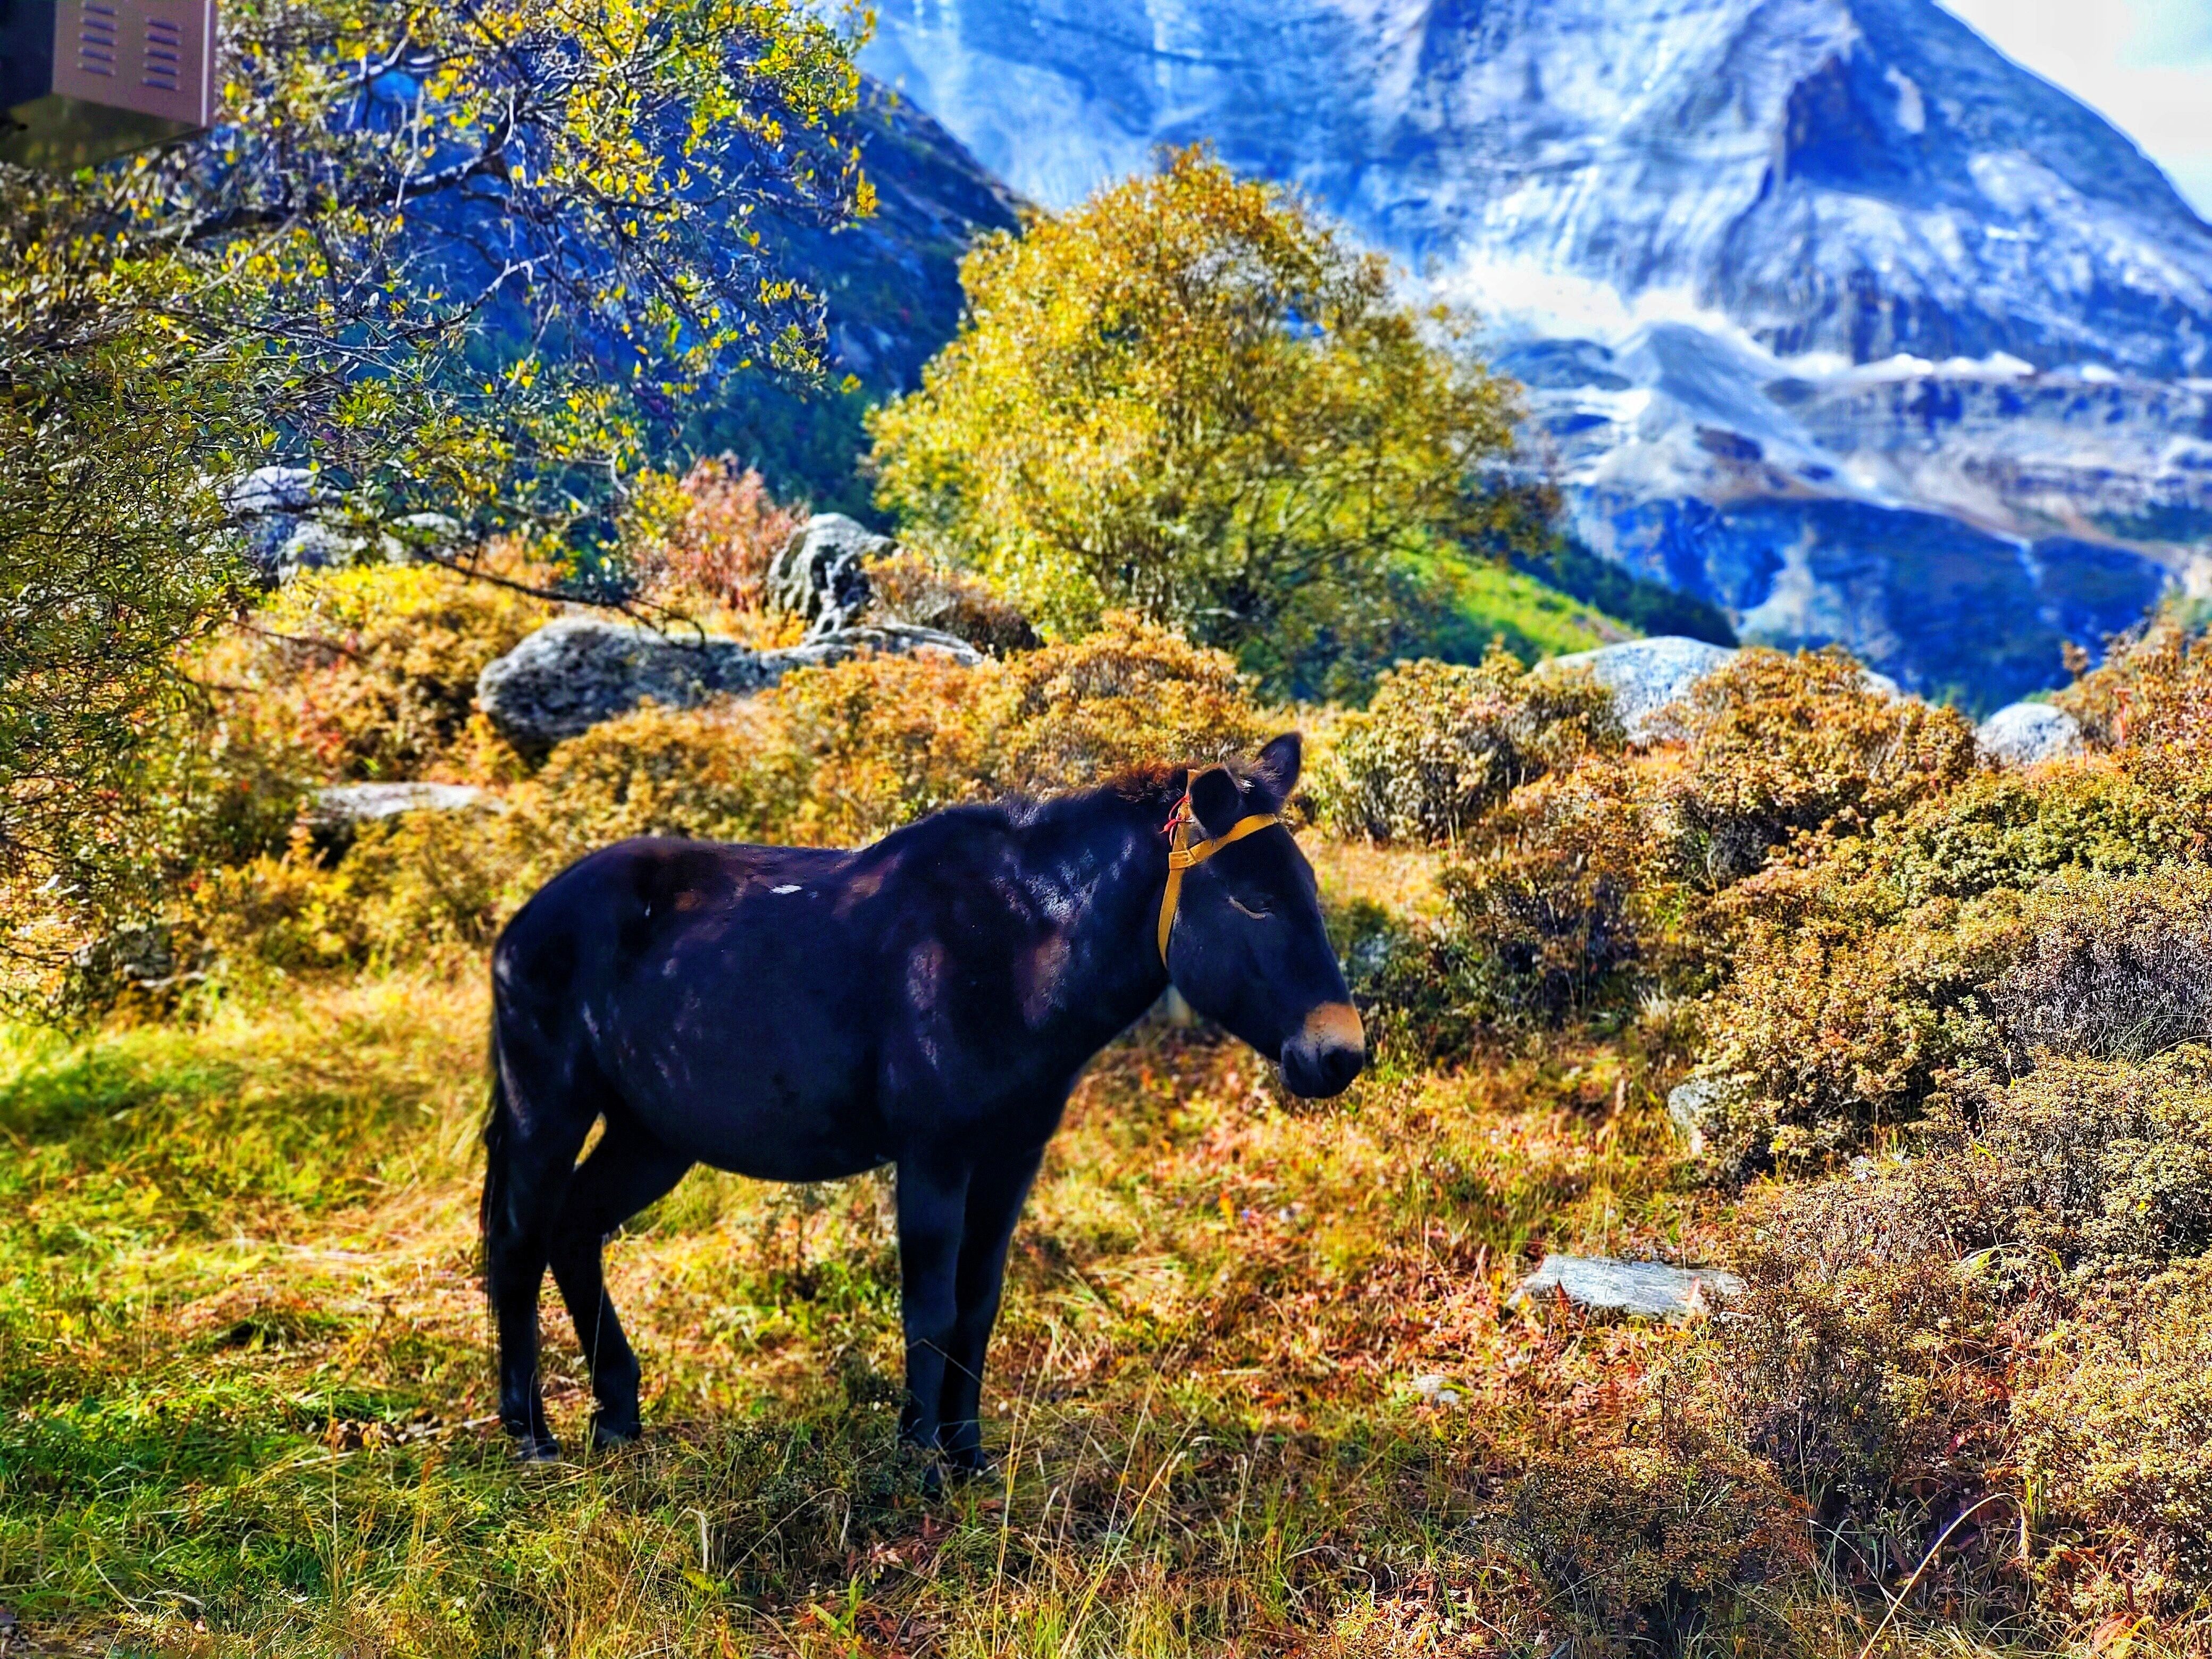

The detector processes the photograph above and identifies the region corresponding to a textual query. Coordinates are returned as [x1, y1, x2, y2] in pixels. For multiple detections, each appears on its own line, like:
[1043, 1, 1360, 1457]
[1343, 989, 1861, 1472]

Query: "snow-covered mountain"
[863, 0, 2212, 708]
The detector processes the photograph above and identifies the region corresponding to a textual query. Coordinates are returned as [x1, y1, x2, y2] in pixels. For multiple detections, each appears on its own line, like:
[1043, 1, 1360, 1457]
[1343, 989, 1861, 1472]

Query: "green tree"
[867, 147, 1526, 697]
[1, 0, 866, 1001]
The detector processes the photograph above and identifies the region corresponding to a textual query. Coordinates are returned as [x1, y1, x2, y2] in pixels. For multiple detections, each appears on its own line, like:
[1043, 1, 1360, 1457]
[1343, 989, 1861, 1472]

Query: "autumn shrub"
[199, 559, 554, 786]
[1309, 649, 1621, 844]
[862, 549, 1038, 656]
[1987, 872, 2212, 1068]
[632, 456, 807, 613]
[1687, 771, 2212, 1172]
[761, 650, 1010, 843]
[1498, 1446, 1808, 1654]
[2058, 620, 2212, 756]
[1699, 1048, 2212, 1631]
[1663, 647, 1976, 887]
[1688, 894, 2019, 1171]
[516, 693, 812, 861]
[990, 613, 1275, 790]
[185, 810, 513, 976]
[1802, 753, 2212, 909]
[1436, 757, 1652, 1025]
[1697, 1178, 2007, 1565]
[1915, 1047, 2212, 1280]
[2015, 1265, 2212, 1629]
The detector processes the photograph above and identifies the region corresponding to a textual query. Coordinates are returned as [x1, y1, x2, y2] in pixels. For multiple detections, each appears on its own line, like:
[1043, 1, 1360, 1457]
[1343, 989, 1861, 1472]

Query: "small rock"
[311, 782, 493, 825]
[1411, 1373, 1462, 1406]
[477, 614, 980, 750]
[767, 513, 893, 635]
[1665, 1077, 1724, 1155]
[1538, 636, 1738, 741]
[1510, 1253, 1743, 1320]
[1976, 701, 2084, 767]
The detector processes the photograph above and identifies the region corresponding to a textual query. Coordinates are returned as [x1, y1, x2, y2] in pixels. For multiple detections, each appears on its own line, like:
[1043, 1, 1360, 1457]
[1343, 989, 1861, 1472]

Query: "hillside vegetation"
[5, 541, 2212, 1654]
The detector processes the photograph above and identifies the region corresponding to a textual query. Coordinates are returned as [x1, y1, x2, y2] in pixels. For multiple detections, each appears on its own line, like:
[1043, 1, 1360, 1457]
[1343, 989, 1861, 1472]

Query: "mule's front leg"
[937, 1144, 1046, 1477]
[893, 1153, 971, 1468]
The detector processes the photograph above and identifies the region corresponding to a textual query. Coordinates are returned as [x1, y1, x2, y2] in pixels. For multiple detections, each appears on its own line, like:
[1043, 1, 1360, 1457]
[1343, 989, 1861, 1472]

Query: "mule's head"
[1162, 734, 1365, 1099]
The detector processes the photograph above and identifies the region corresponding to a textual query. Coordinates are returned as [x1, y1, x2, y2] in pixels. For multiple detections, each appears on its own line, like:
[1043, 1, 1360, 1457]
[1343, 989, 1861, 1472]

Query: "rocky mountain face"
[862, 0, 2212, 709]
[679, 79, 1024, 518]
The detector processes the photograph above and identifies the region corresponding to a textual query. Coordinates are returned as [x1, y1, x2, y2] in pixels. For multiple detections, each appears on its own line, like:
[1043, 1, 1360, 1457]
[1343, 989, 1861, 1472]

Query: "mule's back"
[493, 836, 893, 1182]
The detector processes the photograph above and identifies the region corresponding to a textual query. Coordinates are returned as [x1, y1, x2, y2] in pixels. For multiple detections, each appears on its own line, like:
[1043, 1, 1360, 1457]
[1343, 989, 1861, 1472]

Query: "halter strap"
[1157, 785, 1281, 965]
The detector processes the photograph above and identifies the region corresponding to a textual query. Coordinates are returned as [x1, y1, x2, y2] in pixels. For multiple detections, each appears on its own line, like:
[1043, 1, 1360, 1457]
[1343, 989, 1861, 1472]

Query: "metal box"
[2, 1, 217, 171]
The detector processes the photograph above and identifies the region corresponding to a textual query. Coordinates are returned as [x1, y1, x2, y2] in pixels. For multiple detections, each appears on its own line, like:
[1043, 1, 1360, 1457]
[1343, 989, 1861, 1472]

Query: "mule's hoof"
[896, 1439, 946, 1498]
[590, 1414, 642, 1452]
[507, 1427, 563, 1463]
[944, 1451, 999, 1485]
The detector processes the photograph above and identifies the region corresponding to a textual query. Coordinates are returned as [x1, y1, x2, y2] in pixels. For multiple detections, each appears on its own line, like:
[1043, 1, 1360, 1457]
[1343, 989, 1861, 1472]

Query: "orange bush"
[635, 457, 807, 612]
[1664, 648, 1976, 886]
[2058, 621, 2212, 757]
[1309, 649, 1622, 844]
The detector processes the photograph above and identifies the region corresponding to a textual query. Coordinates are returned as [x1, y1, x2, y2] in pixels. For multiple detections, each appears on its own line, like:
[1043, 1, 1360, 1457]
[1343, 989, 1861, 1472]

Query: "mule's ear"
[1252, 732, 1303, 802]
[1188, 765, 1245, 840]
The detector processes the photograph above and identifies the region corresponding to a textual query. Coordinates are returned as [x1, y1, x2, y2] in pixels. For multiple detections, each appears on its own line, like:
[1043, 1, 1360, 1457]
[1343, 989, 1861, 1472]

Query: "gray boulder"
[1977, 701, 2084, 767]
[476, 614, 981, 750]
[271, 520, 383, 577]
[477, 616, 768, 748]
[1538, 636, 1738, 741]
[763, 622, 984, 678]
[223, 466, 329, 577]
[221, 466, 454, 581]
[311, 782, 493, 825]
[1510, 1253, 1744, 1320]
[767, 513, 893, 635]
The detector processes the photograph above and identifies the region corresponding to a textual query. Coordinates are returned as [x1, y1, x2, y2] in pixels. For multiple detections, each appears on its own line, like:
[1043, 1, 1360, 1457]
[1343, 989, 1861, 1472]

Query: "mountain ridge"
[861, 0, 2212, 708]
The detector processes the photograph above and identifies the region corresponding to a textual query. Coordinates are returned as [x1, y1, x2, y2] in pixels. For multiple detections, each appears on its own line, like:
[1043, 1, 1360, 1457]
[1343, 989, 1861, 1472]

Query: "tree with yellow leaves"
[1, 0, 866, 1003]
[868, 148, 1527, 697]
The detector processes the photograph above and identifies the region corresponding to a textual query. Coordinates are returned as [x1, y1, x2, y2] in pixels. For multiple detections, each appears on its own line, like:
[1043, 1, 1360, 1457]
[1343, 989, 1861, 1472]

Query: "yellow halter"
[1157, 777, 1280, 966]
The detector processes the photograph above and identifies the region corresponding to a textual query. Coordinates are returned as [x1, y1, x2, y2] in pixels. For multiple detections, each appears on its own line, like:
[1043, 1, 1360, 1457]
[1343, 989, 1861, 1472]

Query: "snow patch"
[1885, 65, 1926, 134]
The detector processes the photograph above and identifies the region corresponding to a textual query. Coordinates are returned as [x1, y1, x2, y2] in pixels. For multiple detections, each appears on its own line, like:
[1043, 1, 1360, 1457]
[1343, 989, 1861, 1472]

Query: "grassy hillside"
[6, 565, 2211, 1655]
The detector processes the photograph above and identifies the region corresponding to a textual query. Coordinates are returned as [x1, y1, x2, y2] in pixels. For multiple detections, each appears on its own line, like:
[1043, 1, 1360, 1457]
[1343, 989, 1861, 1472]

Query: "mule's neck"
[1017, 774, 1182, 1058]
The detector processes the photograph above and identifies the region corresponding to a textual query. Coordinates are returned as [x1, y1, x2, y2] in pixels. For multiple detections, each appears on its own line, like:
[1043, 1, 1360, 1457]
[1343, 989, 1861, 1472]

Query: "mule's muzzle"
[1280, 1002, 1365, 1099]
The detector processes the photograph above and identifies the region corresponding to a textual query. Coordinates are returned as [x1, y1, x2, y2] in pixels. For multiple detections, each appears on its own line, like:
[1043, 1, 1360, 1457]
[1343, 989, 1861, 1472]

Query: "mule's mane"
[955, 758, 1274, 841]
[1103, 758, 1273, 803]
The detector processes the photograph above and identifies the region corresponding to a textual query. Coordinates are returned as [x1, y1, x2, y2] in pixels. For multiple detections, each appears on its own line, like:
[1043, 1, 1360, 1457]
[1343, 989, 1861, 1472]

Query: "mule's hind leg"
[546, 1113, 691, 1451]
[483, 1049, 599, 1461]
[936, 1144, 1045, 1476]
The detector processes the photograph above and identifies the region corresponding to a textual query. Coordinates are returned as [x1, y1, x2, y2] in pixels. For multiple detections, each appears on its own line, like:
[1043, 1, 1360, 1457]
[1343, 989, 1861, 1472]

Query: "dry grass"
[3, 870, 2122, 1657]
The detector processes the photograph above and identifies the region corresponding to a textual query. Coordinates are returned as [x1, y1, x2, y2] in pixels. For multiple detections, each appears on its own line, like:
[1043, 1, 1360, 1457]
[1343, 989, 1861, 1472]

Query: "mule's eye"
[1229, 895, 1272, 920]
